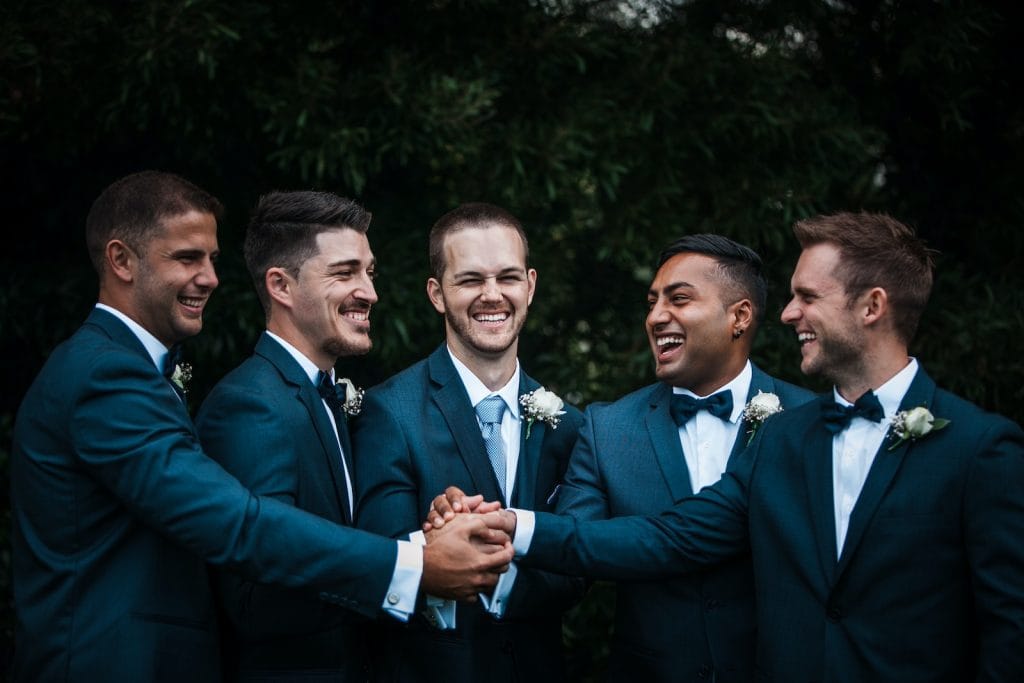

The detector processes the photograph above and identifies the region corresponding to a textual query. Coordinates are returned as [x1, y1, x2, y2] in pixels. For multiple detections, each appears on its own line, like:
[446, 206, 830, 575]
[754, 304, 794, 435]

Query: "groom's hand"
[422, 485, 503, 531]
[421, 514, 514, 601]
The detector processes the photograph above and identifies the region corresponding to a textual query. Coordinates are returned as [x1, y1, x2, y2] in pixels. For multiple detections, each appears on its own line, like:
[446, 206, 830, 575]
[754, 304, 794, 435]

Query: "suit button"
[697, 664, 712, 678]
[827, 605, 842, 622]
[387, 593, 400, 606]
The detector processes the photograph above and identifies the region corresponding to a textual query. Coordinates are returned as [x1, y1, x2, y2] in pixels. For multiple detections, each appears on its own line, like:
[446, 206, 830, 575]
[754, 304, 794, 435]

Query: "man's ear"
[105, 240, 136, 284]
[265, 267, 293, 308]
[426, 278, 446, 315]
[729, 298, 754, 339]
[860, 287, 888, 327]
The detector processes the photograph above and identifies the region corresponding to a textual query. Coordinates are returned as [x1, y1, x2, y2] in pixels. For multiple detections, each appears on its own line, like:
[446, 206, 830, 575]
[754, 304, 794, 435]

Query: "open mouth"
[655, 335, 684, 360]
[473, 311, 509, 326]
[341, 309, 370, 328]
[797, 331, 816, 346]
[178, 295, 206, 314]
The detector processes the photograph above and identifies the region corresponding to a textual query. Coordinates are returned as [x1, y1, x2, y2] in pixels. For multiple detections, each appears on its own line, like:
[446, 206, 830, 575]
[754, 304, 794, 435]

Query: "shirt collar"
[672, 360, 752, 424]
[265, 330, 326, 386]
[833, 357, 919, 421]
[447, 346, 521, 419]
[95, 303, 168, 371]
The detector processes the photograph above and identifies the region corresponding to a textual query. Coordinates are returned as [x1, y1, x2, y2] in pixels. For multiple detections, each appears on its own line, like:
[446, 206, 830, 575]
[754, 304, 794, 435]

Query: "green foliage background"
[2, 1, 1022, 678]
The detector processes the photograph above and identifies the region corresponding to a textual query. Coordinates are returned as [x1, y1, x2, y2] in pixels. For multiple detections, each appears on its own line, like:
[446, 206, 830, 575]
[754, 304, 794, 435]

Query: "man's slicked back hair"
[244, 190, 372, 315]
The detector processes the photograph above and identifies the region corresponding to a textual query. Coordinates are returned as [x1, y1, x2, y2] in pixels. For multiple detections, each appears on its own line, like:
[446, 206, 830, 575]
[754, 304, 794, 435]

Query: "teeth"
[179, 297, 203, 307]
[798, 332, 816, 343]
[656, 336, 684, 347]
[344, 312, 368, 321]
[475, 313, 507, 322]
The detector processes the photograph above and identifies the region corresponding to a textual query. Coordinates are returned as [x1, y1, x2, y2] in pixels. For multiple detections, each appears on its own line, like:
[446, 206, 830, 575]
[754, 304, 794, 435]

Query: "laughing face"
[646, 252, 750, 395]
[287, 228, 378, 367]
[427, 224, 536, 363]
[129, 209, 219, 347]
[780, 242, 865, 384]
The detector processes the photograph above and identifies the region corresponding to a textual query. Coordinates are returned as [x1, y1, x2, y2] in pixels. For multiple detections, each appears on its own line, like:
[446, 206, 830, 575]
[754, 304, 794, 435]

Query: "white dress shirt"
[832, 358, 918, 557]
[674, 361, 752, 491]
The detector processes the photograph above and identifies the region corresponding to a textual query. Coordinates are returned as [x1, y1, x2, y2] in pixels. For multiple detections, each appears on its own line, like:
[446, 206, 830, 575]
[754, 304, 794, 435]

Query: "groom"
[459, 213, 1024, 681]
[352, 203, 584, 682]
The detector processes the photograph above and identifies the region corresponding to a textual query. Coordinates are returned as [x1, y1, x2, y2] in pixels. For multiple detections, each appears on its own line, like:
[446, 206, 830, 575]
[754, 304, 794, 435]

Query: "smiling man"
[352, 203, 584, 682]
[551, 234, 812, 683]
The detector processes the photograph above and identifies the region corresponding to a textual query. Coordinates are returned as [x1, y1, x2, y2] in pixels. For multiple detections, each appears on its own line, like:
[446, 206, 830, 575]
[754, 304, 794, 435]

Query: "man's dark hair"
[656, 234, 768, 325]
[793, 212, 934, 344]
[244, 190, 372, 315]
[428, 203, 529, 280]
[85, 170, 223, 275]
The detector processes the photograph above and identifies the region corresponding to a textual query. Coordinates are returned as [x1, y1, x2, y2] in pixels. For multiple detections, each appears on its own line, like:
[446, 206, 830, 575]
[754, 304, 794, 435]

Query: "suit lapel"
[805, 395, 840, 584]
[726, 363, 774, 465]
[429, 347, 504, 503]
[835, 369, 936, 578]
[647, 384, 695, 500]
[512, 373, 542, 508]
[256, 333, 352, 524]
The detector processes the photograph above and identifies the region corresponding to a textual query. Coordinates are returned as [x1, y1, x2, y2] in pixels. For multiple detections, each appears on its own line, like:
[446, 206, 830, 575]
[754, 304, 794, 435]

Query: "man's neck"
[834, 345, 911, 402]
[267, 319, 334, 372]
[446, 340, 518, 392]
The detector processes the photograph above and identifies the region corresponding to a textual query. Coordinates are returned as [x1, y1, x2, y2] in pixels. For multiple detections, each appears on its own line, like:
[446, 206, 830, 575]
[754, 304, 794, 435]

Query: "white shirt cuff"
[479, 561, 518, 618]
[510, 508, 535, 557]
[409, 529, 457, 629]
[383, 540, 421, 621]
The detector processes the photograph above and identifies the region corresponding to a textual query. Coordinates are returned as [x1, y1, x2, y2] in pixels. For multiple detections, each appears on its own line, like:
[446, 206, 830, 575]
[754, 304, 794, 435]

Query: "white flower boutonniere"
[336, 377, 364, 417]
[742, 390, 782, 445]
[170, 363, 192, 395]
[887, 406, 949, 451]
[520, 387, 566, 439]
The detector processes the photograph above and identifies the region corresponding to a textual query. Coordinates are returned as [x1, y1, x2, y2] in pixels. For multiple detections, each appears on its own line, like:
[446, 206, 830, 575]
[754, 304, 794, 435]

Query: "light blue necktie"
[476, 395, 507, 498]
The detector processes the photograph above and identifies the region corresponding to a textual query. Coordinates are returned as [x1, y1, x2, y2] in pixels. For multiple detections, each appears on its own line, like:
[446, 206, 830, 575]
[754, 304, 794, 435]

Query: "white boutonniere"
[741, 390, 782, 445]
[170, 363, 192, 395]
[887, 406, 949, 451]
[336, 377, 364, 417]
[520, 387, 566, 439]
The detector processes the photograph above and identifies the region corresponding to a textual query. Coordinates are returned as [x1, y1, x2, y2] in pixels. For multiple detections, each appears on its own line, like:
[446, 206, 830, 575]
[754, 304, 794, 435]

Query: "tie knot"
[317, 371, 344, 410]
[821, 390, 884, 433]
[163, 344, 183, 379]
[476, 395, 506, 426]
[669, 391, 733, 426]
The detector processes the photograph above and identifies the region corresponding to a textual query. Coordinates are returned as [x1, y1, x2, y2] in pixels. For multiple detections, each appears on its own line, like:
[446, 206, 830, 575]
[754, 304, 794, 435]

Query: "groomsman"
[352, 203, 584, 682]
[553, 234, 812, 682]
[196, 191, 382, 680]
[9, 173, 513, 683]
[466, 213, 1024, 681]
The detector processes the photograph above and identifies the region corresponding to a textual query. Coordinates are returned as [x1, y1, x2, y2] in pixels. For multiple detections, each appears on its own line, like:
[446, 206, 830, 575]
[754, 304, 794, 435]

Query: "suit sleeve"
[196, 380, 362, 636]
[555, 404, 612, 522]
[70, 348, 396, 619]
[520, 426, 757, 580]
[351, 389, 424, 539]
[501, 405, 587, 618]
[964, 418, 1024, 681]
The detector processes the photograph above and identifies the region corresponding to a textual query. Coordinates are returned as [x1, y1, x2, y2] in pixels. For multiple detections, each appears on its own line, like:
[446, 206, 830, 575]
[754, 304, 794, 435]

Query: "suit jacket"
[524, 367, 1024, 683]
[196, 332, 369, 682]
[555, 364, 813, 682]
[351, 344, 585, 683]
[10, 309, 398, 682]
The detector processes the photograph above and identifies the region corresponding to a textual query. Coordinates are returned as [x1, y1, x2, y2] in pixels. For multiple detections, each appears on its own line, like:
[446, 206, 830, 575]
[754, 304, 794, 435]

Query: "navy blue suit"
[556, 364, 812, 682]
[196, 332, 369, 681]
[352, 345, 584, 683]
[524, 367, 1024, 682]
[11, 309, 398, 682]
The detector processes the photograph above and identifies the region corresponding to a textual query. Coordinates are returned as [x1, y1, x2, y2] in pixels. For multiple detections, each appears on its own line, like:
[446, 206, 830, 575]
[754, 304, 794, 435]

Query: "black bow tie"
[163, 344, 183, 379]
[821, 390, 884, 434]
[670, 391, 733, 425]
[317, 371, 346, 417]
